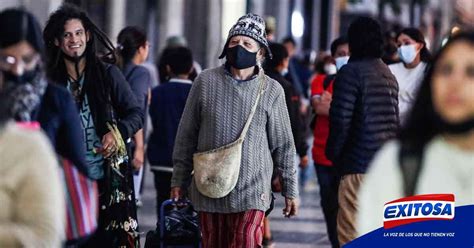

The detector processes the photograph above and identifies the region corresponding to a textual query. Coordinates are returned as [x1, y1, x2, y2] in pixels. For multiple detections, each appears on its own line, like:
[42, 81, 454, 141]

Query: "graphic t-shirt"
[67, 75, 104, 178]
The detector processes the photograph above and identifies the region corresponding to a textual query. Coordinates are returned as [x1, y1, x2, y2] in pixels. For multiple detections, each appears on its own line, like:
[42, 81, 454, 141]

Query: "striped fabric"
[62, 159, 98, 241]
[199, 210, 264, 248]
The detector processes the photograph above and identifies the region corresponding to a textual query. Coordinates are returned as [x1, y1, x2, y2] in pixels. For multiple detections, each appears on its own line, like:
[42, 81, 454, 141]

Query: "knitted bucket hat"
[219, 13, 272, 59]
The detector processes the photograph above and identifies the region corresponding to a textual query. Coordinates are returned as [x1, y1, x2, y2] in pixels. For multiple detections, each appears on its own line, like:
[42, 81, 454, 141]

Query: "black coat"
[266, 69, 308, 157]
[34, 83, 93, 178]
[325, 58, 399, 175]
[83, 63, 143, 142]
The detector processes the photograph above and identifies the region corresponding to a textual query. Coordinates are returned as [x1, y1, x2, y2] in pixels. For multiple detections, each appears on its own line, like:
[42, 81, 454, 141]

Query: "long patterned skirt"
[86, 155, 140, 248]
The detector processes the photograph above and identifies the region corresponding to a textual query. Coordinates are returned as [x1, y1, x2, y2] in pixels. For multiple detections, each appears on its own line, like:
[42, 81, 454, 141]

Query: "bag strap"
[238, 76, 266, 141]
[323, 74, 336, 90]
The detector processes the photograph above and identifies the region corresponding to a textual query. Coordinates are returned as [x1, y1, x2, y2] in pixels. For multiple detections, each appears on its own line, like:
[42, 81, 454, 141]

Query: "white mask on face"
[281, 68, 288, 76]
[324, 63, 337, 75]
[335, 56, 350, 71]
[398, 44, 418, 64]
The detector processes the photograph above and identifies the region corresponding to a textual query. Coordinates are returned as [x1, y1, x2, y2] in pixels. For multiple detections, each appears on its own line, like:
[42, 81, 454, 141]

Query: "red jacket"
[311, 74, 334, 166]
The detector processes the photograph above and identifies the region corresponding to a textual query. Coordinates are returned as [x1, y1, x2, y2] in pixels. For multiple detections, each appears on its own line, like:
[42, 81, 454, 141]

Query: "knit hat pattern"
[219, 13, 272, 59]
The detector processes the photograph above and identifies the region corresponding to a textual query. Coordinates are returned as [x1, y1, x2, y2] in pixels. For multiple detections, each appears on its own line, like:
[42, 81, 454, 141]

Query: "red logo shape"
[383, 194, 455, 229]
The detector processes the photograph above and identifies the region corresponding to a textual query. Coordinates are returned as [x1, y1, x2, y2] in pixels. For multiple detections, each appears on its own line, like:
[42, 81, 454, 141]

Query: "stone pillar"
[106, 0, 126, 44]
[184, 0, 222, 69]
[329, 0, 341, 44]
[157, 0, 185, 52]
[0, 0, 62, 27]
[206, 0, 223, 68]
[310, 0, 322, 51]
[247, 0, 265, 16]
[264, 0, 290, 42]
[145, 0, 158, 63]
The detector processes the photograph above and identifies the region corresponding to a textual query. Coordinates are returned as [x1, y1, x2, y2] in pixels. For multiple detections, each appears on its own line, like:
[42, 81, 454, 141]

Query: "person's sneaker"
[262, 237, 274, 248]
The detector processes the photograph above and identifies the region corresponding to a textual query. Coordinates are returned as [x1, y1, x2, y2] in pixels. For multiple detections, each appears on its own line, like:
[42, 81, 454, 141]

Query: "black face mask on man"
[226, 45, 258, 69]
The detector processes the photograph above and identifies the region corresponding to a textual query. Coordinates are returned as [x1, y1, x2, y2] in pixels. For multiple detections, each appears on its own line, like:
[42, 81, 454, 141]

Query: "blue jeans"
[315, 164, 340, 248]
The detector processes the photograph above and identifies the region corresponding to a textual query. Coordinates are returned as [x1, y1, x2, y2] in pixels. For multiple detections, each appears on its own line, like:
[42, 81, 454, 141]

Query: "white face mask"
[335, 56, 350, 71]
[324, 63, 337, 75]
[398, 44, 418, 64]
[280, 68, 288, 76]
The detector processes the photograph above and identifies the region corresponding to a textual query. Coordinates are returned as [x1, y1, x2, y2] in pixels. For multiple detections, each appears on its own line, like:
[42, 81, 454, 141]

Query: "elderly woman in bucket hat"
[170, 13, 299, 247]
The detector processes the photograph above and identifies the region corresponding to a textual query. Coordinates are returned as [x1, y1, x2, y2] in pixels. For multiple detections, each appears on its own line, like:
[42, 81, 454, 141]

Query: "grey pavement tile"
[270, 231, 329, 246]
[269, 220, 328, 234]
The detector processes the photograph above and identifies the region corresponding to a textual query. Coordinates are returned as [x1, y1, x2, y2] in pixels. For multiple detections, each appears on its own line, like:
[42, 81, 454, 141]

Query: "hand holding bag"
[193, 77, 266, 198]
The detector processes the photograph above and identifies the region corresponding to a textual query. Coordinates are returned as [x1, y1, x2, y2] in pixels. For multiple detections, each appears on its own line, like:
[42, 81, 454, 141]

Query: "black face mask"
[2, 67, 39, 85]
[0, 66, 46, 122]
[434, 112, 474, 135]
[226, 45, 257, 69]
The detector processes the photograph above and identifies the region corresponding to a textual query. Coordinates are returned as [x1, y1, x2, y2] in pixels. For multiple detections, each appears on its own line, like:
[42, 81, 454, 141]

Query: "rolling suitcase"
[145, 199, 201, 248]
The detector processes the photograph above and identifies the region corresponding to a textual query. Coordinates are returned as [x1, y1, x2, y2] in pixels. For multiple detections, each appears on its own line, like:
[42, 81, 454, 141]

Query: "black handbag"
[163, 204, 200, 242]
[145, 199, 201, 247]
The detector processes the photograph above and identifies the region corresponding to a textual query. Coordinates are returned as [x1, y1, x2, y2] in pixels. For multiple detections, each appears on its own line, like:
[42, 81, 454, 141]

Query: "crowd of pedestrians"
[0, 3, 472, 248]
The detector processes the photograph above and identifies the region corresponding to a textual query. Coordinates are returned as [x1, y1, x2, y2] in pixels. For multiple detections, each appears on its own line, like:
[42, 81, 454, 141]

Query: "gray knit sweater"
[171, 65, 298, 213]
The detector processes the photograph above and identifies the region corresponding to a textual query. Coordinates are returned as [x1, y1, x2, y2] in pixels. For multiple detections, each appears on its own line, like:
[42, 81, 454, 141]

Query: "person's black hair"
[0, 8, 44, 57]
[382, 40, 400, 65]
[399, 31, 474, 149]
[348, 17, 384, 59]
[397, 27, 432, 63]
[157, 47, 172, 83]
[43, 3, 116, 101]
[158, 46, 193, 79]
[314, 60, 325, 74]
[264, 43, 289, 70]
[282, 36, 296, 46]
[0, 9, 44, 125]
[116, 26, 147, 68]
[330, 36, 348, 57]
[313, 55, 334, 74]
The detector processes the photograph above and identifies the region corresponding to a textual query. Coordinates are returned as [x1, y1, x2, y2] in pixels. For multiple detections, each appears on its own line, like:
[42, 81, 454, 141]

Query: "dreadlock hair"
[43, 3, 116, 104]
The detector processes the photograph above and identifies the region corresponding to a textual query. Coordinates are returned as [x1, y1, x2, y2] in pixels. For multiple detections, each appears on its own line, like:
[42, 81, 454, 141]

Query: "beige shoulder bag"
[193, 78, 266, 198]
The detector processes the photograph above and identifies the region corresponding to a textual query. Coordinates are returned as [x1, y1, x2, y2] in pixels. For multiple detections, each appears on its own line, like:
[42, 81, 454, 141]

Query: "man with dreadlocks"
[43, 4, 143, 247]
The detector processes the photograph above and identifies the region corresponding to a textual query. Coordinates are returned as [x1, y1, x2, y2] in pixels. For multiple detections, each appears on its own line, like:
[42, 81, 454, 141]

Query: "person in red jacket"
[310, 36, 349, 248]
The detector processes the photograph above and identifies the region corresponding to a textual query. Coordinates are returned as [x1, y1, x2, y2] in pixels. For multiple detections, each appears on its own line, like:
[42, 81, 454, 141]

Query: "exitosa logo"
[383, 194, 455, 229]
